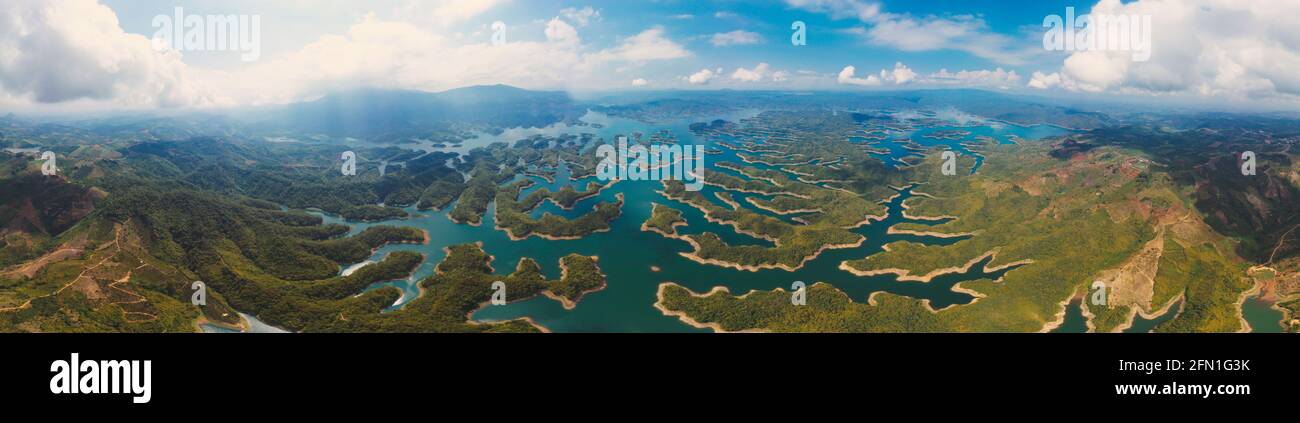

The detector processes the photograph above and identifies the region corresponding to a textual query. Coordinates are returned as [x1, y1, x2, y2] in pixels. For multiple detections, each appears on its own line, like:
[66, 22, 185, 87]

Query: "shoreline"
[701, 180, 810, 199]
[652, 194, 872, 273]
[839, 249, 1032, 283]
[744, 196, 822, 216]
[897, 202, 957, 223]
[640, 203, 688, 236]
[496, 193, 624, 241]
[1247, 265, 1297, 331]
[463, 282, 552, 333]
[714, 192, 742, 210]
[665, 191, 783, 243]
[886, 226, 975, 239]
[1086, 292, 1186, 333]
[679, 235, 865, 273]
[845, 212, 889, 229]
[545, 256, 607, 310]
[1038, 289, 1081, 333]
[448, 214, 485, 227]
[652, 282, 767, 333]
[526, 180, 617, 212]
[465, 298, 553, 333]
[1236, 279, 1272, 333]
[1237, 279, 1261, 333]
[193, 313, 250, 333]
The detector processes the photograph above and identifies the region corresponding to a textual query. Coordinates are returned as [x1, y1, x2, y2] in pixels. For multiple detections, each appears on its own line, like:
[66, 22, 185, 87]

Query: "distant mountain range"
[262, 84, 584, 137]
[593, 88, 1116, 130]
[6, 86, 1117, 142]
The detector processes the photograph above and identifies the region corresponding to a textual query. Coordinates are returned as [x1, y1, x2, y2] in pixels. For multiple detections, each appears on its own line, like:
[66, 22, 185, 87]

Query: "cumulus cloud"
[0, 0, 696, 109]
[1027, 71, 1064, 90]
[837, 66, 880, 86]
[560, 6, 601, 26]
[199, 16, 689, 105]
[838, 62, 915, 86]
[711, 30, 763, 46]
[544, 17, 580, 44]
[887, 62, 917, 84]
[686, 68, 722, 85]
[1030, 0, 1300, 100]
[631, 78, 649, 86]
[0, 0, 213, 109]
[730, 63, 772, 82]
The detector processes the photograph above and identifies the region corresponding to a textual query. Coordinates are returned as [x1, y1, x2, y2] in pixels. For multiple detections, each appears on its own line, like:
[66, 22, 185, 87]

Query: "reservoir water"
[1051, 299, 1087, 333]
[201, 312, 291, 333]
[1242, 295, 1285, 333]
[204, 110, 1084, 333]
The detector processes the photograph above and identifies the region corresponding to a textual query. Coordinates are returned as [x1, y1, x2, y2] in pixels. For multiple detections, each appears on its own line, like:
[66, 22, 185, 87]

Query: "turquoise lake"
[204, 111, 1093, 333]
[1051, 295, 1282, 333]
[1242, 295, 1285, 333]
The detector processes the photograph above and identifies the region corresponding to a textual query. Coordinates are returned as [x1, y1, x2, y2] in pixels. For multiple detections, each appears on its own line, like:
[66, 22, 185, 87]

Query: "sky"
[3, 0, 1300, 113]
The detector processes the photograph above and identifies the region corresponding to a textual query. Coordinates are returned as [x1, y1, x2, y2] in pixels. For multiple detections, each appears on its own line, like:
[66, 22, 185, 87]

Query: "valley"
[1, 89, 1296, 333]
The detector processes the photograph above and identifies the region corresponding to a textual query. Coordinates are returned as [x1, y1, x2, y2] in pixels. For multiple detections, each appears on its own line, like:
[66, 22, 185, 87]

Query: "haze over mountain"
[258, 85, 584, 137]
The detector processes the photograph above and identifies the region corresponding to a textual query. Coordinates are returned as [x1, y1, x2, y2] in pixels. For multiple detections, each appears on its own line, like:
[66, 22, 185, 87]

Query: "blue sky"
[5, 1, 1300, 112]
[101, 0, 1071, 78]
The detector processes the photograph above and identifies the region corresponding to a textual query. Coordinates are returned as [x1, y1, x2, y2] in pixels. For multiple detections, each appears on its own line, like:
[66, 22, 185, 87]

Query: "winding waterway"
[1050, 296, 1282, 333]
[203, 110, 1079, 333]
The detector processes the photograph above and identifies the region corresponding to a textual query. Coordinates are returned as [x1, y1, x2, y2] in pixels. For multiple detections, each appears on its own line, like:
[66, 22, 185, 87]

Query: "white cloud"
[711, 30, 764, 47]
[1027, 71, 1064, 90]
[560, 6, 601, 27]
[731, 63, 772, 82]
[592, 27, 691, 62]
[862, 14, 1031, 65]
[863, 14, 973, 50]
[789, 1, 1033, 65]
[545, 17, 580, 44]
[686, 68, 721, 85]
[199, 16, 688, 105]
[785, 0, 881, 22]
[837, 66, 881, 86]
[669, 14, 695, 20]
[0, 0, 695, 109]
[888, 62, 917, 84]
[837, 62, 915, 86]
[1032, 0, 1300, 100]
[837, 63, 1023, 89]
[929, 68, 1020, 88]
[0, 0, 213, 109]
[631, 78, 649, 86]
[772, 71, 791, 82]
[400, 0, 511, 26]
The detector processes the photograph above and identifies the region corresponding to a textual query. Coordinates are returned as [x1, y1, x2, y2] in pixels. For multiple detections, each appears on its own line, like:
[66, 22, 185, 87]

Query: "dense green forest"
[0, 114, 613, 332]
[1, 94, 1295, 333]
[495, 179, 623, 240]
[659, 140, 1257, 332]
[643, 203, 686, 235]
